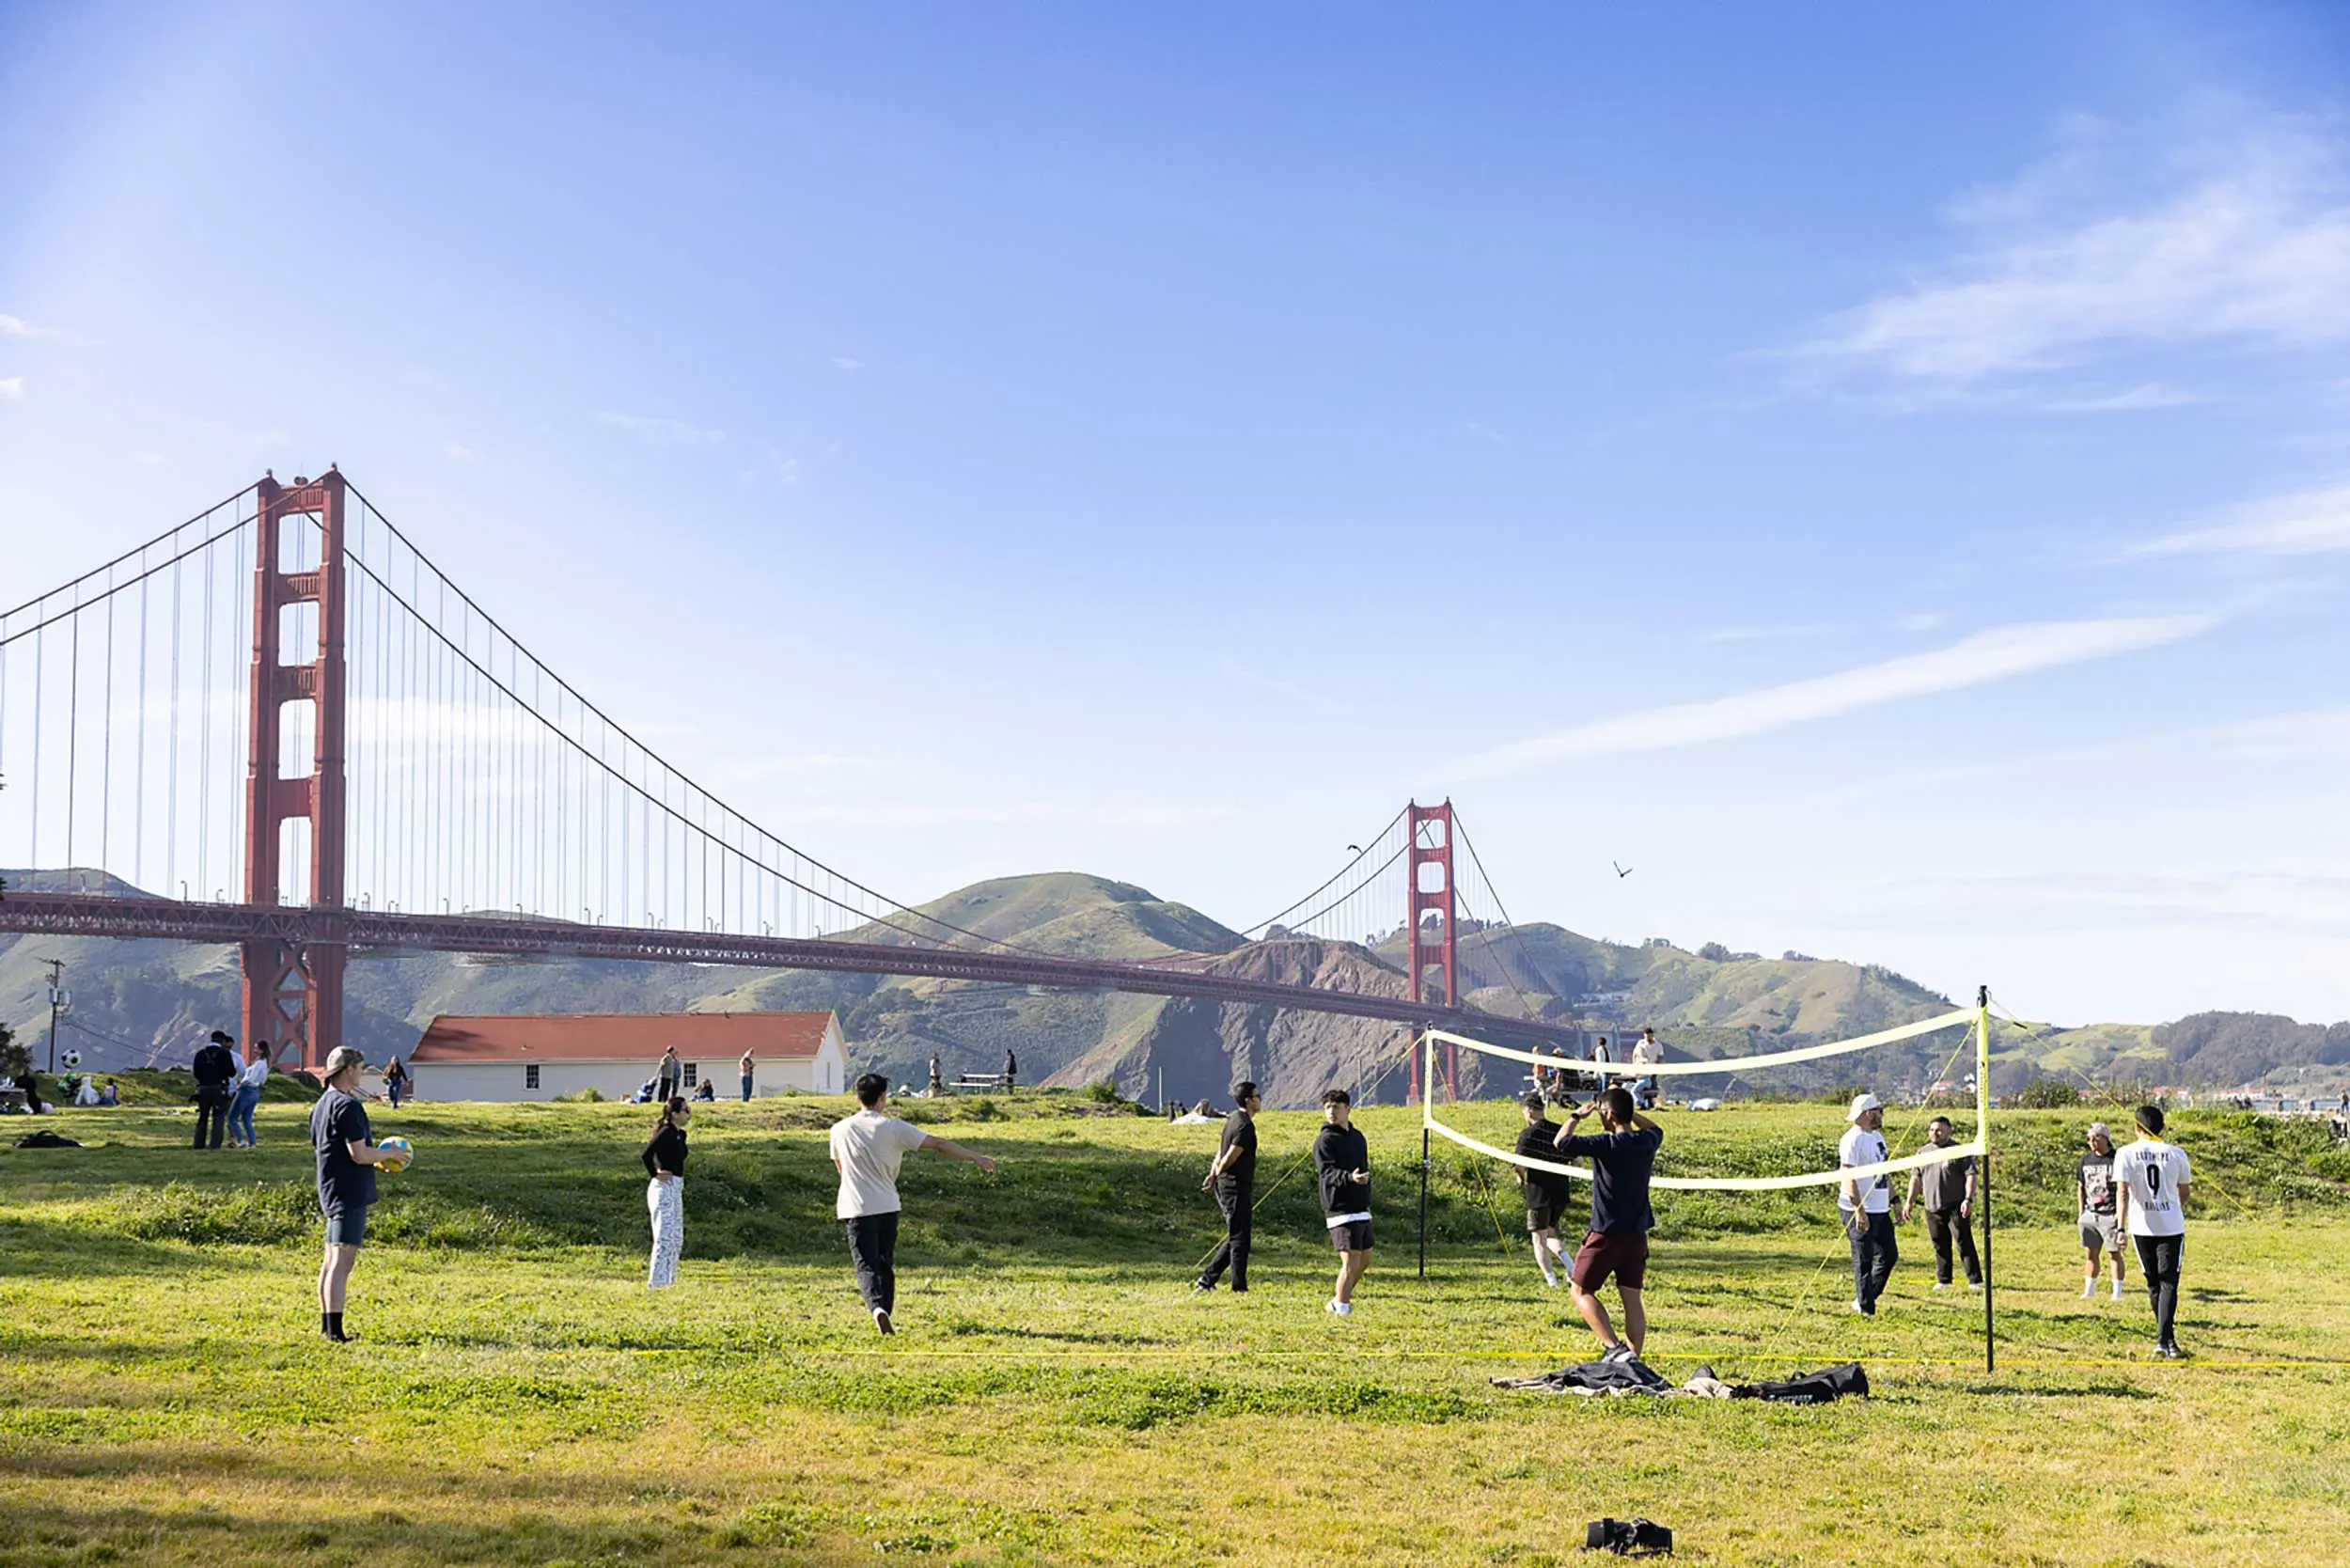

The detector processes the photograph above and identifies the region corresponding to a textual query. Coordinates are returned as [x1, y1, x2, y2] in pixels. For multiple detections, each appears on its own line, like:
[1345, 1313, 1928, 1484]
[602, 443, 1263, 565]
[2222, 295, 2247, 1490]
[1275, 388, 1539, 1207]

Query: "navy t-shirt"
[1515, 1120, 1572, 1208]
[311, 1089, 379, 1215]
[1553, 1123, 1663, 1234]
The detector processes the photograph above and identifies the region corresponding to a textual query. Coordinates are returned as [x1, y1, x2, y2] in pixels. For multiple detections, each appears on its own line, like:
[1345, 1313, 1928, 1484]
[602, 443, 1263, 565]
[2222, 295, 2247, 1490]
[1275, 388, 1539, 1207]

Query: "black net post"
[1418, 1126, 1430, 1279]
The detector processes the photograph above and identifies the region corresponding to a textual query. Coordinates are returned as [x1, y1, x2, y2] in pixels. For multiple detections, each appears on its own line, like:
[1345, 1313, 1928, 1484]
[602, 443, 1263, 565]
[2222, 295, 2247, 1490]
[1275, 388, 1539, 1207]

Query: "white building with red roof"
[406, 1011, 847, 1102]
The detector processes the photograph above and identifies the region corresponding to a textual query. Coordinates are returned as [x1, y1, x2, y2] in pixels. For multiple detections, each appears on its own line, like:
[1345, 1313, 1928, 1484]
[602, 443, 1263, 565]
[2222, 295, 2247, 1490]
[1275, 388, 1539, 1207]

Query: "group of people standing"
[190, 1030, 275, 1150]
[1194, 1083, 1381, 1317]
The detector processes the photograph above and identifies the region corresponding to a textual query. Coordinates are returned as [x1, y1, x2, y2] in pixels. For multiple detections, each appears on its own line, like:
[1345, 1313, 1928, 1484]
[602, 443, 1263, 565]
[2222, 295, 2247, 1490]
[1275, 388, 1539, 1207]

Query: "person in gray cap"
[1839, 1092, 1897, 1315]
[2076, 1121, 2125, 1301]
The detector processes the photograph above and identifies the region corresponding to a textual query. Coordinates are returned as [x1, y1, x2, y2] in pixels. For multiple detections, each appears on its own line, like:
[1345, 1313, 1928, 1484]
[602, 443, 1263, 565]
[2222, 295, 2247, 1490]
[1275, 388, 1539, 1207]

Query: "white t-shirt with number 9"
[2114, 1137, 2191, 1237]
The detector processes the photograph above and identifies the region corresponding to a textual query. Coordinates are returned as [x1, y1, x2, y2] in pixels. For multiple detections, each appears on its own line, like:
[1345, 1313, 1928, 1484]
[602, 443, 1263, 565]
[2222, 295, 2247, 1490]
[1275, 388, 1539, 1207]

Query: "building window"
[525, 1064, 540, 1090]
[682, 1062, 698, 1088]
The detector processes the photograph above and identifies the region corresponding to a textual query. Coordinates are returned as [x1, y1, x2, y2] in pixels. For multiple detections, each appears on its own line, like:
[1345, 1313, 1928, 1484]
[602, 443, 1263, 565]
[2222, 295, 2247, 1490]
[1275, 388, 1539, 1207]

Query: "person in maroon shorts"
[1553, 1086, 1665, 1363]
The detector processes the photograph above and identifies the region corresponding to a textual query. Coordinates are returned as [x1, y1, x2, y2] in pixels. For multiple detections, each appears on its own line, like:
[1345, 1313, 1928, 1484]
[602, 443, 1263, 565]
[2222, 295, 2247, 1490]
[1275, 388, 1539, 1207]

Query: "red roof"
[410, 1011, 837, 1064]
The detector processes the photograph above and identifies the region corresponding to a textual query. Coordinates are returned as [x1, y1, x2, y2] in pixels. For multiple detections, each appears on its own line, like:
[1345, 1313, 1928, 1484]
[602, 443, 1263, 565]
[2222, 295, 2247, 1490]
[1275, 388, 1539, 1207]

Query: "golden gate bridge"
[0, 471, 1581, 1084]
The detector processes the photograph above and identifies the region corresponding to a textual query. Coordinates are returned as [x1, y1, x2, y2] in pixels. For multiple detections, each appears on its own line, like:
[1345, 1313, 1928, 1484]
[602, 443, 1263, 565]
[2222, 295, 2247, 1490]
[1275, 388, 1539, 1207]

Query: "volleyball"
[375, 1137, 415, 1174]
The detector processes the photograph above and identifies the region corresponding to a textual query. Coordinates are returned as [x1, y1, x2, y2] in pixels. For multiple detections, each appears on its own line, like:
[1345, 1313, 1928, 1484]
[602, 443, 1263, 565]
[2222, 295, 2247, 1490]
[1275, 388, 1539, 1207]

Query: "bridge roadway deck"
[0, 892, 1581, 1047]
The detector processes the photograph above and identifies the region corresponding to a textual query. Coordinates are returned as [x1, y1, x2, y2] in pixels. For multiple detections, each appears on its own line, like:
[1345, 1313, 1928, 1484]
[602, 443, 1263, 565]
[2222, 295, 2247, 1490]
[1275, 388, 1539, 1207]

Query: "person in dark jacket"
[1312, 1089, 1373, 1318]
[642, 1096, 691, 1288]
[1002, 1048, 1018, 1092]
[191, 1030, 238, 1150]
[1194, 1082, 1261, 1293]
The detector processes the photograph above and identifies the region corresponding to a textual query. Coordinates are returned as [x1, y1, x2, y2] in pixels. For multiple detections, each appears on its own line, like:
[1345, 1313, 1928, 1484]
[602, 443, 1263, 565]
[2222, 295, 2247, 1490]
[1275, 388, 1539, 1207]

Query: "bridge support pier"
[239, 471, 349, 1071]
[1407, 800, 1459, 1100]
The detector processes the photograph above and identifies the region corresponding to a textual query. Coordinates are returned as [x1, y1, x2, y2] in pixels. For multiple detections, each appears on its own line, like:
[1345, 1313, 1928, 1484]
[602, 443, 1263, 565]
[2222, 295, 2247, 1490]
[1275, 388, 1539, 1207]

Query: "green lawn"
[2, 1096, 2345, 1566]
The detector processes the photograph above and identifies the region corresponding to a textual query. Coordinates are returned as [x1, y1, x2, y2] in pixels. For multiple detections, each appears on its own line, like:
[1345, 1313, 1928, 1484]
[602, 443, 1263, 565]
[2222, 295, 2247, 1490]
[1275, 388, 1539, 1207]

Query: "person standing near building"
[1899, 1116, 1980, 1290]
[192, 1030, 238, 1151]
[383, 1054, 409, 1110]
[2115, 1105, 2192, 1357]
[311, 1047, 400, 1343]
[1195, 1082, 1261, 1293]
[1312, 1090, 1374, 1317]
[1514, 1092, 1572, 1288]
[829, 1073, 998, 1335]
[1553, 1086, 1665, 1360]
[2076, 1122, 2126, 1300]
[228, 1043, 271, 1150]
[642, 1095, 691, 1288]
[655, 1046, 682, 1104]
[1840, 1093, 1898, 1315]
[739, 1048, 756, 1104]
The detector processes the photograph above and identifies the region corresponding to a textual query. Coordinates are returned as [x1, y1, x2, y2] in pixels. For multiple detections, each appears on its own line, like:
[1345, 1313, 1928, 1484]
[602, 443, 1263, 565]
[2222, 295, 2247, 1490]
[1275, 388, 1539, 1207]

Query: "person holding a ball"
[310, 1046, 406, 1342]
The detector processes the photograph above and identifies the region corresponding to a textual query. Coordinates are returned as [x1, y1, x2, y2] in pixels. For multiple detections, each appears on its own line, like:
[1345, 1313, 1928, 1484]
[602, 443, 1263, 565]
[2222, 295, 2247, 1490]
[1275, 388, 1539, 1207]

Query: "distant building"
[408, 1011, 847, 1103]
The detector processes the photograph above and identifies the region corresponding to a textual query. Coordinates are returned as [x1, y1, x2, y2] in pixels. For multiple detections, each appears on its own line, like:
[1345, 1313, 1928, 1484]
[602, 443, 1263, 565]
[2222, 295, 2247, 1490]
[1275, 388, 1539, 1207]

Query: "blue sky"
[6, 1, 2350, 1025]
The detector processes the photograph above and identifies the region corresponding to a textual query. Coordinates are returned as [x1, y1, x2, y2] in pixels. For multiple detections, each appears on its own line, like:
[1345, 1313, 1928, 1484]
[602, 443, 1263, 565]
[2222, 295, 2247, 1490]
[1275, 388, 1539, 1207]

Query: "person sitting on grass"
[1514, 1092, 1572, 1289]
[98, 1078, 120, 1107]
[1553, 1085, 1664, 1362]
[311, 1046, 405, 1343]
[829, 1073, 999, 1336]
[693, 1078, 716, 1102]
[1312, 1089, 1373, 1318]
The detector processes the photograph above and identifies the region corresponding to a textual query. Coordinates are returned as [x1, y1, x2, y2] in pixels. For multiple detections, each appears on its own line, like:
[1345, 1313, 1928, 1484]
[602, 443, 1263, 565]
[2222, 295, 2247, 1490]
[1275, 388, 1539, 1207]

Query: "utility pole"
[43, 958, 67, 1074]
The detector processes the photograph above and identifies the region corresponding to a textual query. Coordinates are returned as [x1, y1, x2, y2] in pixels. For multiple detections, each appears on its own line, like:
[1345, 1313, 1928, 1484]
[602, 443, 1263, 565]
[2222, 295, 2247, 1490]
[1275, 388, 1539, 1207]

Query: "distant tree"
[1697, 942, 1732, 963]
[2013, 1076, 2082, 1109]
[1782, 950, 1816, 963]
[0, 1022, 26, 1083]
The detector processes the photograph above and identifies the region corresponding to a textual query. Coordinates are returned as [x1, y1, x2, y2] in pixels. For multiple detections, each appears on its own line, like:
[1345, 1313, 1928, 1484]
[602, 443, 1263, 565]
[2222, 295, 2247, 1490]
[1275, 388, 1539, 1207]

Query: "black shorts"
[1329, 1218, 1373, 1252]
[1527, 1200, 1563, 1233]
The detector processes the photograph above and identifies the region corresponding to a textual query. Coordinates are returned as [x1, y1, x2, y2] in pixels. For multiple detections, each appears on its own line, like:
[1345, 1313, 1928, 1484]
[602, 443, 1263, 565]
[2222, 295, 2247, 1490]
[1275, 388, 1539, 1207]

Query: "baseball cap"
[1846, 1092, 1885, 1121]
[2086, 1121, 2110, 1140]
[323, 1045, 368, 1076]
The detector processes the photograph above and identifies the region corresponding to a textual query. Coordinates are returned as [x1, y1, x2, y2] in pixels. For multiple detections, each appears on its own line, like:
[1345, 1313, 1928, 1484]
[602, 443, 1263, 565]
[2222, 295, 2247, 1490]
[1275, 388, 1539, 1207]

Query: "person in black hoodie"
[191, 1029, 238, 1150]
[1313, 1089, 1373, 1318]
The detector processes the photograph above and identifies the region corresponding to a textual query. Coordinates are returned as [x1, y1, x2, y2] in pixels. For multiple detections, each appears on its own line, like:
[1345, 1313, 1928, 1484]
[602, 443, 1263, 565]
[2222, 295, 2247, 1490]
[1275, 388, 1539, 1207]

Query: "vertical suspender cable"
[1978, 983, 1995, 1373]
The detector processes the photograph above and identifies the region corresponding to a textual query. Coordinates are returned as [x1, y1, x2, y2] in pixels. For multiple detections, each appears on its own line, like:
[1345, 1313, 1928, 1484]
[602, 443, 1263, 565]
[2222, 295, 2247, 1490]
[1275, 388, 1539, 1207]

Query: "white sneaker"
[1850, 1300, 1869, 1314]
[1933, 1282, 1948, 1293]
[1328, 1300, 1353, 1317]
[1601, 1343, 1638, 1365]
[2081, 1281, 2095, 1298]
[1542, 1275, 1561, 1289]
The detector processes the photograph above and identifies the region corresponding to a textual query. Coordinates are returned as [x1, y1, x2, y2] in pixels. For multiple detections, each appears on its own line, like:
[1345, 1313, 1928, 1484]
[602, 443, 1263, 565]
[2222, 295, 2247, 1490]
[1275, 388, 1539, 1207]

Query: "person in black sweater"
[1514, 1092, 1573, 1288]
[1313, 1089, 1373, 1318]
[191, 1030, 238, 1150]
[643, 1096, 691, 1288]
[1195, 1081, 1261, 1292]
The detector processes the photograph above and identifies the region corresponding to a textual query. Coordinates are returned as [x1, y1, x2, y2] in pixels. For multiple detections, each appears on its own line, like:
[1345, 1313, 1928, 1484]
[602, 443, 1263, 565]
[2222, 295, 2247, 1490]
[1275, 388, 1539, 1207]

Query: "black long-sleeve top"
[642, 1123, 688, 1179]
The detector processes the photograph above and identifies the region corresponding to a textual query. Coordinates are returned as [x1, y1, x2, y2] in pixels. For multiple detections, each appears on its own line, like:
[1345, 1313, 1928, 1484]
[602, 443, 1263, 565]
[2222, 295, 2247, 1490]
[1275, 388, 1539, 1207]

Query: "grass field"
[3, 1093, 2346, 1566]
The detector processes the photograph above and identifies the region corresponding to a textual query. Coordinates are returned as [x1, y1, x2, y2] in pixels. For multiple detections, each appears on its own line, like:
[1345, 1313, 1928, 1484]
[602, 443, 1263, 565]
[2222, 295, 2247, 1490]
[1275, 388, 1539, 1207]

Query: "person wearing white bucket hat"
[1839, 1092, 1897, 1315]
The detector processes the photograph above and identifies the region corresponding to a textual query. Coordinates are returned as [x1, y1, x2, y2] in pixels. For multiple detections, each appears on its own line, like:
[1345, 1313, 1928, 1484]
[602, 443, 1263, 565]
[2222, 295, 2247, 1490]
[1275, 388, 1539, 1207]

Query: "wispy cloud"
[2134, 480, 2350, 557]
[830, 356, 864, 370]
[1698, 622, 1840, 645]
[1463, 614, 2217, 776]
[595, 411, 728, 448]
[0, 377, 22, 400]
[0, 313, 60, 339]
[1799, 128, 2350, 388]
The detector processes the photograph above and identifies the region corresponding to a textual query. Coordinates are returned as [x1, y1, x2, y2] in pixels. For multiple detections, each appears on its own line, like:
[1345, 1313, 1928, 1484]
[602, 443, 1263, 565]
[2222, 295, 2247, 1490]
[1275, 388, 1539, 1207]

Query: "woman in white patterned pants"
[641, 1096, 691, 1288]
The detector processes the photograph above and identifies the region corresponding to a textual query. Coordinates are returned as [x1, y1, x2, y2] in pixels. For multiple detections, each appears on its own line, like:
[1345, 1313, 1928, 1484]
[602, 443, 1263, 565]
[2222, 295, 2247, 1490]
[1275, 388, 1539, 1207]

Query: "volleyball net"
[1420, 1001, 1992, 1191]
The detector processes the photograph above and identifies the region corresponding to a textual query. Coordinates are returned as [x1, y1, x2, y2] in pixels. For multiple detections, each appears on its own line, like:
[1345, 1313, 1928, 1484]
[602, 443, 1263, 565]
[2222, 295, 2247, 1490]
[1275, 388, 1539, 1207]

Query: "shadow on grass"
[1954, 1379, 2154, 1400]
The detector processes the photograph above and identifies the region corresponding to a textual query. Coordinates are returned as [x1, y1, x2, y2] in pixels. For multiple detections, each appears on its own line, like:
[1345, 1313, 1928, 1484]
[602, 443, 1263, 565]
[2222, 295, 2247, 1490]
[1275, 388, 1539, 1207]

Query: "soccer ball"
[375, 1136, 415, 1174]
[59, 1049, 82, 1071]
